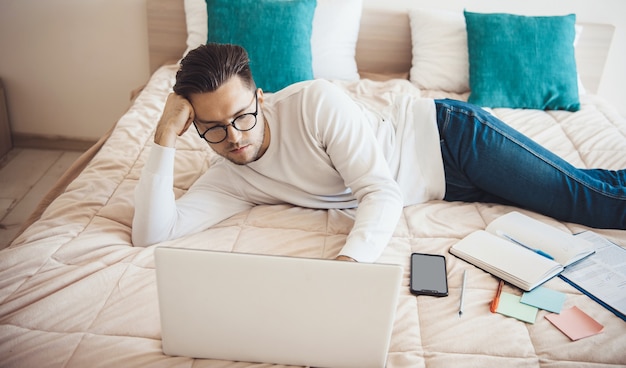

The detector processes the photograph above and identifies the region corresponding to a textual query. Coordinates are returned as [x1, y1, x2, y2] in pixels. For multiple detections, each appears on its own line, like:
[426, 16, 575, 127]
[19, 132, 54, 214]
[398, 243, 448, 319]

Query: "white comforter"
[1, 64, 625, 367]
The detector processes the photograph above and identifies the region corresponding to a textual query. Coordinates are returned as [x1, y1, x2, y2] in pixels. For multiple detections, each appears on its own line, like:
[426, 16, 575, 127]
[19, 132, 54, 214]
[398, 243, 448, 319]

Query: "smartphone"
[410, 253, 448, 297]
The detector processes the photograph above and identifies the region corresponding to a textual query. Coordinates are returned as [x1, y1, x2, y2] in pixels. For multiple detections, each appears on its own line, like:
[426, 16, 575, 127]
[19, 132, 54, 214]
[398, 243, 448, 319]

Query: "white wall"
[0, 0, 150, 141]
[0, 0, 624, 142]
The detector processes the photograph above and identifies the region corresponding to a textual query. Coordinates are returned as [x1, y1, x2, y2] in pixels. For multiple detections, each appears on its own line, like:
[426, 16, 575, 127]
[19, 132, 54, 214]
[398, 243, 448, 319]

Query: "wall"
[0, 0, 150, 142]
[0, 0, 624, 142]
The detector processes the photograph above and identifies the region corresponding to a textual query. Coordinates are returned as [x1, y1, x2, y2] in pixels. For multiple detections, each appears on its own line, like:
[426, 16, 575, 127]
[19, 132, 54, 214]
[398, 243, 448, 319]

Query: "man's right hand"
[154, 93, 195, 148]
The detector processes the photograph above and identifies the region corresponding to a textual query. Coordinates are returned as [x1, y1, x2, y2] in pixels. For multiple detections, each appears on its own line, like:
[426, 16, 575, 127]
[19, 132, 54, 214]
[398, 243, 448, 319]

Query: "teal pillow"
[464, 11, 580, 111]
[206, 0, 316, 92]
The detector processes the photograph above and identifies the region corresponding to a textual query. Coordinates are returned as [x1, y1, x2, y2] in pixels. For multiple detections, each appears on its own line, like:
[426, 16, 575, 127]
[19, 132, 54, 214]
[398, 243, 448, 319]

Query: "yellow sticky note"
[496, 291, 538, 324]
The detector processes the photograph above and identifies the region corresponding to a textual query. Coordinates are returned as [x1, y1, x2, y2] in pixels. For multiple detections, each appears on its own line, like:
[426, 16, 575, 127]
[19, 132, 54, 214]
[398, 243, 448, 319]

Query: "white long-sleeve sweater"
[133, 80, 445, 262]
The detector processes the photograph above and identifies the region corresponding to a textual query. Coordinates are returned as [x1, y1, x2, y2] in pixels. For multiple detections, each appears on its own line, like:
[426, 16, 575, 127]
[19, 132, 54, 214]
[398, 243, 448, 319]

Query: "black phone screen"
[410, 253, 448, 297]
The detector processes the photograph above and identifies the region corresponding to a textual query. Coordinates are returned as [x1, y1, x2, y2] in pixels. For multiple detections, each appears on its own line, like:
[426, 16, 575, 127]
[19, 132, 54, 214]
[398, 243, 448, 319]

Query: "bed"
[1, 0, 625, 366]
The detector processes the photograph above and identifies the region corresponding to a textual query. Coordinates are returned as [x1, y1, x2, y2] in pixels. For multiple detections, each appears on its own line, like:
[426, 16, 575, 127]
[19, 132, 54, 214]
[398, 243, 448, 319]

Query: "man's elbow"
[130, 218, 162, 247]
[131, 229, 153, 247]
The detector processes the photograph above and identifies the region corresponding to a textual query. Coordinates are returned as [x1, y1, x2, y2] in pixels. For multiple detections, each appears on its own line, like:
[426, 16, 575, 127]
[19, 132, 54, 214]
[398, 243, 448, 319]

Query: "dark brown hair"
[173, 43, 256, 98]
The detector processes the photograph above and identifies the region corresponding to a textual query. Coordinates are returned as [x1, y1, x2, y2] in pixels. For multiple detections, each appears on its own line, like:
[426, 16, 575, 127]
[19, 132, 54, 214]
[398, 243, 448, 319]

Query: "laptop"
[154, 247, 403, 368]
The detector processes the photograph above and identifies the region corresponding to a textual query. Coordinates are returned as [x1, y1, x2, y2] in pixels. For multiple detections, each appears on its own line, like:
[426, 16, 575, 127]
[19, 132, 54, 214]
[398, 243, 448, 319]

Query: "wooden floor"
[0, 148, 84, 249]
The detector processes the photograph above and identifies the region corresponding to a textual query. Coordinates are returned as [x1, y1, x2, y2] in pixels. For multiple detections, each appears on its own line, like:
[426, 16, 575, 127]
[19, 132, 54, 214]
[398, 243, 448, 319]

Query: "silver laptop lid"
[155, 247, 403, 368]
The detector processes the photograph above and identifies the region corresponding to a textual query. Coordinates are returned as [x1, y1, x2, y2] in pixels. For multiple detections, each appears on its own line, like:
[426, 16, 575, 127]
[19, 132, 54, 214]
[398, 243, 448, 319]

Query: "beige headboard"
[146, 0, 614, 94]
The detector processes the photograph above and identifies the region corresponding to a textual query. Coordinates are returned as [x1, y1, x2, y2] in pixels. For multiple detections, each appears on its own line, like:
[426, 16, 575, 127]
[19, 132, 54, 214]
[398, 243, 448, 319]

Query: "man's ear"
[257, 88, 264, 105]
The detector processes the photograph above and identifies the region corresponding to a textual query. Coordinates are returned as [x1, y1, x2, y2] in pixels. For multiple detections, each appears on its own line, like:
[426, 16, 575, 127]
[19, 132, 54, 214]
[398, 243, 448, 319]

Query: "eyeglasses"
[193, 91, 259, 144]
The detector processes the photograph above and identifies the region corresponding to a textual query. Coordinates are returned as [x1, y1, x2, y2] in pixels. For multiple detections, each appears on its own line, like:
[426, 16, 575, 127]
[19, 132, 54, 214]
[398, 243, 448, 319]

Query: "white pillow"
[409, 9, 469, 93]
[183, 0, 362, 81]
[408, 9, 585, 94]
[310, 0, 362, 80]
[183, 0, 208, 56]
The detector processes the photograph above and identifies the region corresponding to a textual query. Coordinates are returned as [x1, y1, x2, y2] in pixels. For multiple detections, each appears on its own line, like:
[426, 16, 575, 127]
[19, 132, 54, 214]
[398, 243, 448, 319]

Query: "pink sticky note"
[545, 306, 604, 341]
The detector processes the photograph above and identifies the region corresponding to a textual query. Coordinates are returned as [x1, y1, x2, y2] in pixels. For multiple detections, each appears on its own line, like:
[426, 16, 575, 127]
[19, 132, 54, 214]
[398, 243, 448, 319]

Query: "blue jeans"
[434, 99, 626, 229]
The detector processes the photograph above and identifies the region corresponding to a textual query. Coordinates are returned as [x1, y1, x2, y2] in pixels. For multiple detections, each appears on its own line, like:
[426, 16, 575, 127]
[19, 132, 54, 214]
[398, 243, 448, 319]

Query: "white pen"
[459, 269, 467, 318]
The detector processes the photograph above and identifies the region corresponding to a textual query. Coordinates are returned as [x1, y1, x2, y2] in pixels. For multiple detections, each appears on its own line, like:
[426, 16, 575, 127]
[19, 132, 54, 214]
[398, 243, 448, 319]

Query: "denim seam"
[439, 106, 474, 190]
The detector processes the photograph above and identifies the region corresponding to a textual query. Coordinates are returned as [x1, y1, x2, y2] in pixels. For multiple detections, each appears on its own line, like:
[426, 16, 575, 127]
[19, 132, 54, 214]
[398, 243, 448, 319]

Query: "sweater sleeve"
[306, 81, 404, 262]
[131, 144, 252, 247]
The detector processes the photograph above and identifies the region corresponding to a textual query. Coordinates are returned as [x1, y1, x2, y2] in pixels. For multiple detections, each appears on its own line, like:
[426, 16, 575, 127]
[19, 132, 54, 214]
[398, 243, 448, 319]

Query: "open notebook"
[449, 211, 595, 291]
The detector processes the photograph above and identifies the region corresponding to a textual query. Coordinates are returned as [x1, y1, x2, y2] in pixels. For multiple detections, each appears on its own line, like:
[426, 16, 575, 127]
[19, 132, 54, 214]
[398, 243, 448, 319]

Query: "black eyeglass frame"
[193, 91, 259, 144]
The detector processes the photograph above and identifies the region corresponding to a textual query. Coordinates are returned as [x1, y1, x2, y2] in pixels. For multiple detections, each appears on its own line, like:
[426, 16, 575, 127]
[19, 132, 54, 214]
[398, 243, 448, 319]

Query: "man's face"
[190, 76, 269, 165]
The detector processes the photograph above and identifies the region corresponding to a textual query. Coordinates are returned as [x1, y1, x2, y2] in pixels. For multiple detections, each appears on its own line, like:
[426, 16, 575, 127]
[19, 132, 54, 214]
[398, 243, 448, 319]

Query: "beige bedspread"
[1, 64, 625, 367]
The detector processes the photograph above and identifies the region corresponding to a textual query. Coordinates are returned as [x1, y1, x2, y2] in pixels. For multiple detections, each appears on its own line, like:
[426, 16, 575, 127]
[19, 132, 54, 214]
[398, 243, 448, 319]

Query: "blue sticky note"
[521, 287, 566, 314]
[496, 292, 538, 324]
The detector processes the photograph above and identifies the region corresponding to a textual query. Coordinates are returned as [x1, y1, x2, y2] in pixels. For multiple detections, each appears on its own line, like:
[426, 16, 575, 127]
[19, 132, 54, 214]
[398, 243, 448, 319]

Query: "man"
[132, 43, 626, 262]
